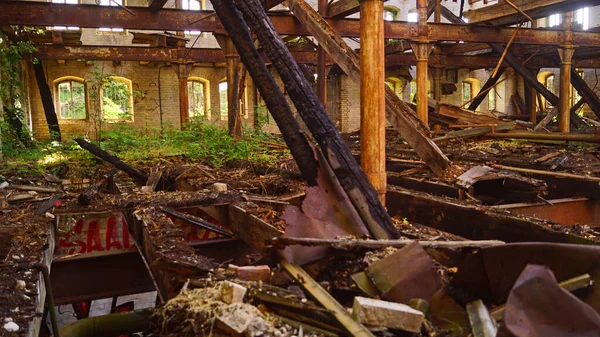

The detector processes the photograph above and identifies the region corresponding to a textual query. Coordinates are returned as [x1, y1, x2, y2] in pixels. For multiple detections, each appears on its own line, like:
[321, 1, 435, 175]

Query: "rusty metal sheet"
[365, 242, 442, 303]
[452, 243, 600, 305]
[501, 264, 600, 337]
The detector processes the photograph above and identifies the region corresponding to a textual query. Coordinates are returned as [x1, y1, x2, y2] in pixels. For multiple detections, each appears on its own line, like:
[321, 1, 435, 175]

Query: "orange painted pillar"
[359, 0, 386, 204]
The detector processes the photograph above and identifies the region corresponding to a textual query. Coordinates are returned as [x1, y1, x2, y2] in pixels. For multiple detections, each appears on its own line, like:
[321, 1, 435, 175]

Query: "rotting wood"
[492, 164, 600, 183]
[7, 185, 62, 194]
[144, 170, 163, 192]
[489, 273, 592, 322]
[78, 169, 118, 206]
[281, 261, 376, 337]
[386, 186, 597, 245]
[435, 103, 499, 125]
[533, 107, 558, 132]
[286, 0, 451, 177]
[210, 0, 320, 188]
[227, 205, 283, 252]
[272, 237, 505, 250]
[232, 0, 400, 239]
[570, 65, 600, 120]
[75, 138, 149, 184]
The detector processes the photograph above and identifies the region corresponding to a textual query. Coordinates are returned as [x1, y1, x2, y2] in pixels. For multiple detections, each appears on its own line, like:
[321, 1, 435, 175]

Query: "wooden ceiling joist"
[5, 1, 600, 47]
[328, 0, 389, 18]
[464, 0, 600, 26]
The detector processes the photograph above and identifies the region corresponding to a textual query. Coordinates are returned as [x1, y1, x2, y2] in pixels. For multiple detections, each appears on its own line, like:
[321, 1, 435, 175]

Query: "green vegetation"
[1, 118, 288, 177]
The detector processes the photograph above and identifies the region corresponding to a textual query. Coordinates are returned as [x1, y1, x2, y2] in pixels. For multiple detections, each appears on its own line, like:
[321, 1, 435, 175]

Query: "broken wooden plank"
[492, 164, 600, 183]
[227, 205, 283, 252]
[435, 103, 499, 125]
[433, 122, 515, 143]
[160, 206, 233, 237]
[466, 299, 497, 337]
[286, 0, 451, 177]
[7, 185, 62, 193]
[281, 261, 376, 337]
[272, 237, 505, 249]
[232, 0, 400, 239]
[487, 131, 600, 143]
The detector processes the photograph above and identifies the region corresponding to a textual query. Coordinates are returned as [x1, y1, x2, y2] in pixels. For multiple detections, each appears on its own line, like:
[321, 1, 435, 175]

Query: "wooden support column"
[359, 0, 386, 204]
[558, 46, 574, 133]
[413, 42, 431, 125]
[224, 38, 243, 138]
[413, 0, 431, 126]
[431, 67, 443, 102]
[434, 0, 441, 23]
[317, 0, 327, 108]
[174, 62, 193, 129]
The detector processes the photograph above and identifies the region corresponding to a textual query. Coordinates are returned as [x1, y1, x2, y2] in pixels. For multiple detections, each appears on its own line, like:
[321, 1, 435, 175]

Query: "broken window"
[572, 70, 584, 107]
[462, 81, 472, 104]
[182, 0, 203, 35]
[544, 74, 555, 110]
[383, 7, 399, 21]
[99, 0, 125, 33]
[55, 77, 87, 119]
[102, 77, 133, 121]
[575, 7, 589, 30]
[488, 87, 497, 111]
[188, 78, 209, 118]
[219, 81, 228, 119]
[50, 0, 79, 31]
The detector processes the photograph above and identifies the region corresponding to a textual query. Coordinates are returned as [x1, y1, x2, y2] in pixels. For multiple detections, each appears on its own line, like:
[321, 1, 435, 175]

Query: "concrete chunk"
[352, 296, 424, 332]
[221, 281, 247, 304]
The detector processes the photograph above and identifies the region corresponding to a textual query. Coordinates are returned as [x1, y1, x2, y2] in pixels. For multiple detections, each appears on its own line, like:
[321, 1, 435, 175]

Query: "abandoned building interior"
[7, 0, 600, 336]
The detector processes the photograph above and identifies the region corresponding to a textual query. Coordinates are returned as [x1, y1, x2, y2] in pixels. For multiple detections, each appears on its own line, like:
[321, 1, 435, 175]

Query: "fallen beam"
[273, 237, 505, 249]
[486, 131, 600, 143]
[287, 0, 450, 177]
[230, 0, 400, 239]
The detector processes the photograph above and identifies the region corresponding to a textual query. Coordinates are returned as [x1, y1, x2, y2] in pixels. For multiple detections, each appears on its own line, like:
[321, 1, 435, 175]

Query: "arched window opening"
[55, 77, 87, 120]
[187, 77, 210, 118]
[102, 76, 133, 121]
[219, 80, 228, 119]
[385, 77, 403, 98]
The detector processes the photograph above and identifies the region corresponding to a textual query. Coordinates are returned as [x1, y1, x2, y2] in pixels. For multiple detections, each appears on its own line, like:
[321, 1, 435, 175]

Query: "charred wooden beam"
[6, 1, 600, 47]
[148, 0, 168, 10]
[570, 64, 600, 120]
[328, 0, 389, 18]
[74, 138, 149, 184]
[32, 61, 61, 141]
[209, 0, 319, 187]
[230, 0, 400, 239]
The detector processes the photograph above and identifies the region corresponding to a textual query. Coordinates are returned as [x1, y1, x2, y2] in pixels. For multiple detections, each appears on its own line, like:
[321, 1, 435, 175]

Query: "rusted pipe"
[487, 131, 600, 143]
[56, 308, 153, 337]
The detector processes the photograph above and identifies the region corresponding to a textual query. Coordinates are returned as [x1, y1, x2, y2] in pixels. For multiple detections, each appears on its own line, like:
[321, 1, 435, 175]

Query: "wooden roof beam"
[464, 0, 600, 26]
[4, 1, 600, 47]
[148, 0, 168, 10]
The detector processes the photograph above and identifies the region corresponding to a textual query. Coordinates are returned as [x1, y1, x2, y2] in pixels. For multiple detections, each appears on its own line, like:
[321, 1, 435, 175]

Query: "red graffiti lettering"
[106, 217, 122, 250]
[86, 221, 104, 252]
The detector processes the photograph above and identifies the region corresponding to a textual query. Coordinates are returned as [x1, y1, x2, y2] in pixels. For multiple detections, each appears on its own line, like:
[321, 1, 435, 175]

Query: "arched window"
[572, 70, 584, 107]
[187, 77, 210, 118]
[462, 78, 481, 105]
[409, 80, 431, 103]
[545, 74, 555, 109]
[55, 76, 87, 120]
[385, 77, 403, 98]
[102, 76, 133, 121]
[488, 87, 497, 111]
[219, 80, 228, 119]
[384, 7, 399, 21]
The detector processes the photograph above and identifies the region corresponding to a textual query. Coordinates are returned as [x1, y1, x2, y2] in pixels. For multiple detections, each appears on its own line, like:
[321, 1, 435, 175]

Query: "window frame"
[187, 77, 210, 119]
[54, 76, 88, 121]
[544, 74, 555, 110]
[181, 0, 205, 35]
[101, 76, 134, 122]
[488, 87, 497, 111]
